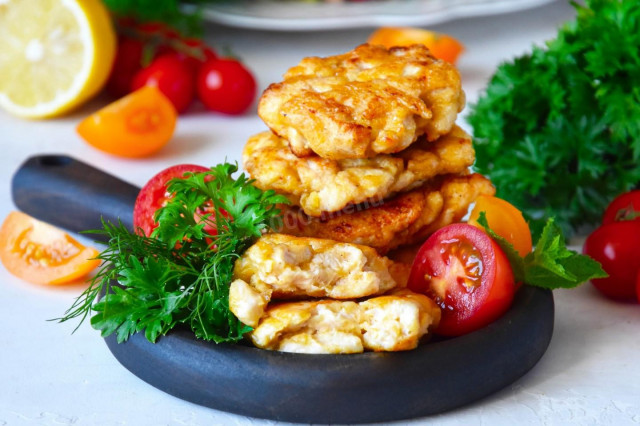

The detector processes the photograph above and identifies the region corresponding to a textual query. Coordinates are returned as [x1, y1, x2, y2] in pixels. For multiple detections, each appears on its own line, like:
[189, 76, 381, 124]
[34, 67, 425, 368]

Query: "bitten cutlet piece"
[243, 126, 475, 216]
[277, 173, 496, 254]
[249, 289, 441, 354]
[229, 234, 404, 327]
[258, 43, 465, 160]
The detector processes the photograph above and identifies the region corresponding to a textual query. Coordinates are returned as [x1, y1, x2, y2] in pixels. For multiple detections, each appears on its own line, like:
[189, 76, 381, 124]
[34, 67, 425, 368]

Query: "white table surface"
[1, 1, 639, 425]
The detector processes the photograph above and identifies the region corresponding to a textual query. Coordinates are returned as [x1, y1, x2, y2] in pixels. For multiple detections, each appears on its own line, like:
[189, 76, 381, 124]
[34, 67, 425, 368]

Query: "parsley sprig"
[469, 0, 640, 237]
[58, 163, 288, 343]
[476, 212, 607, 289]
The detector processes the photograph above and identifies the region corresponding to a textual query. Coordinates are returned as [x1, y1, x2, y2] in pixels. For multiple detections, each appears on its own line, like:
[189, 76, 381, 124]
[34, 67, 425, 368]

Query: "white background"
[1, 1, 639, 425]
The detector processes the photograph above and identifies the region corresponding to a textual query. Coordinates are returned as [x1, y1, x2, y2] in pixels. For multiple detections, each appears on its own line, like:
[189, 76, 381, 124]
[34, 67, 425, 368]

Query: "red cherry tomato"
[408, 223, 516, 336]
[197, 58, 256, 115]
[602, 190, 640, 225]
[636, 271, 640, 304]
[131, 54, 195, 113]
[583, 221, 640, 301]
[107, 37, 145, 98]
[133, 164, 209, 237]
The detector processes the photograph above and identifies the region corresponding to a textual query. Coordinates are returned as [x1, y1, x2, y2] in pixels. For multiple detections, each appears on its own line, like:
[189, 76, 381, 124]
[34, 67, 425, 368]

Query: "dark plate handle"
[11, 155, 140, 242]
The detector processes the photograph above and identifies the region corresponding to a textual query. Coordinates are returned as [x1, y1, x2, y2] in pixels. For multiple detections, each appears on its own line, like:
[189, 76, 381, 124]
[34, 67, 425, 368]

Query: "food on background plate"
[249, 289, 440, 354]
[367, 27, 464, 64]
[258, 44, 464, 159]
[0, 211, 100, 285]
[279, 173, 495, 254]
[229, 233, 405, 326]
[468, 0, 640, 237]
[77, 86, 177, 158]
[583, 190, 640, 302]
[0, 0, 116, 118]
[244, 126, 475, 217]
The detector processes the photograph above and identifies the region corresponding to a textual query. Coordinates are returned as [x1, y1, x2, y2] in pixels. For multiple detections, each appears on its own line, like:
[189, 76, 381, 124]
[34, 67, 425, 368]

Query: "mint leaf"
[524, 219, 608, 289]
[477, 213, 607, 290]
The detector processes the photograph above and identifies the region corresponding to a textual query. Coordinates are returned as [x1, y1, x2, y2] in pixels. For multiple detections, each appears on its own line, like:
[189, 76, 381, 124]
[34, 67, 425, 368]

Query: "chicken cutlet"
[277, 173, 495, 254]
[258, 44, 465, 160]
[243, 125, 475, 217]
[249, 289, 441, 354]
[229, 234, 407, 327]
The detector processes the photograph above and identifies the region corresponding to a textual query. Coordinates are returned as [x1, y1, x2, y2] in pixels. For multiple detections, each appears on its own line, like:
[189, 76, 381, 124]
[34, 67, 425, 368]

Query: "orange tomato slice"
[468, 195, 533, 257]
[367, 27, 464, 64]
[0, 211, 100, 285]
[77, 86, 177, 158]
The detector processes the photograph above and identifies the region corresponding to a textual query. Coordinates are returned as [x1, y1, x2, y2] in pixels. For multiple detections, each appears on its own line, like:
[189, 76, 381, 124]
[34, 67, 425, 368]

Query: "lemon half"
[0, 0, 116, 118]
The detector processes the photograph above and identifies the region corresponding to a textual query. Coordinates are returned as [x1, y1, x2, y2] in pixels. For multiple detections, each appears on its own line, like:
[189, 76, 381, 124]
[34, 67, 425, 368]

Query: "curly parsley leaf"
[59, 163, 288, 344]
[469, 0, 640, 237]
[476, 212, 607, 289]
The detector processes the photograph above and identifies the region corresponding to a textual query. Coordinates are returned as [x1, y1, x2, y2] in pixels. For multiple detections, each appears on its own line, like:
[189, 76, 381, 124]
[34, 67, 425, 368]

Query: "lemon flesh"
[0, 0, 116, 118]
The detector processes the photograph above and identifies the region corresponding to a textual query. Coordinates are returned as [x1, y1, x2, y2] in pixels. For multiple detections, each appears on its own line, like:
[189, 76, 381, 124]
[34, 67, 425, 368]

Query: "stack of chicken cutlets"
[229, 44, 495, 354]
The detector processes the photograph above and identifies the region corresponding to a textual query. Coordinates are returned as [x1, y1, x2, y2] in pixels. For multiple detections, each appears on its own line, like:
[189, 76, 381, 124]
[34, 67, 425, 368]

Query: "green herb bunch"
[59, 163, 288, 344]
[468, 0, 640, 237]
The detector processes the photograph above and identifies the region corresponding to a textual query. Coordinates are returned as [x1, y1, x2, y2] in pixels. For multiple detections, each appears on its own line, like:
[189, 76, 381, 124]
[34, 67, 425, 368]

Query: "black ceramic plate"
[12, 155, 554, 424]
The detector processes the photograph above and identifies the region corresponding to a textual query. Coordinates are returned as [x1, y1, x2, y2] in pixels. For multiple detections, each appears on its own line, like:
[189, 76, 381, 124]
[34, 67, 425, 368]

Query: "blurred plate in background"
[203, 0, 556, 31]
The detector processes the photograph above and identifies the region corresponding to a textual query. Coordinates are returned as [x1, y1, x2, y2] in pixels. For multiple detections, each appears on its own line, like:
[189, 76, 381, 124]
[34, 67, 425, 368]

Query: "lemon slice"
[0, 0, 116, 118]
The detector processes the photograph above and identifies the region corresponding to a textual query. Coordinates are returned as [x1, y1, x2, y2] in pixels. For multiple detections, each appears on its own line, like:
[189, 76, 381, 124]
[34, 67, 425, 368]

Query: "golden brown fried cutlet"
[244, 126, 475, 217]
[258, 44, 465, 160]
[229, 234, 406, 327]
[276, 173, 495, 254]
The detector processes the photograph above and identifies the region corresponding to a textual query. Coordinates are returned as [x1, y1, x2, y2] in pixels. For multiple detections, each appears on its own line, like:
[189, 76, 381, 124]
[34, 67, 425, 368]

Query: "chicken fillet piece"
[249, 289, 441, 354]
[258, 44, 465, 159]
[243, 126, 475, 216]
[277, 173, 495, 254]
[229, 234, 404, 327]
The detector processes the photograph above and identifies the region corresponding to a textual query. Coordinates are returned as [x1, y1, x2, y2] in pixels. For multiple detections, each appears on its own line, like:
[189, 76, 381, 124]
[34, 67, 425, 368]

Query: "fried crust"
[243, 126, 475, 216]
[258, 44, 465, 160]
[277, 173, 495, 254]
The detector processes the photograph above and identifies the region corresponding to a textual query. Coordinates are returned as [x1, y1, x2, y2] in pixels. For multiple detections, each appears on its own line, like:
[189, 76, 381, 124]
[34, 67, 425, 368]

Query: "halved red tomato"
[133, 164, 209, 237]
[408, 223, 516, 336]
[0, 211, 100, 285]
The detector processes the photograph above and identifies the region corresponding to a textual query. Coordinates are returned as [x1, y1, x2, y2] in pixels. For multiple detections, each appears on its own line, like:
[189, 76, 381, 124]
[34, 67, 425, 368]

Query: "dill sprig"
[58, 163, 288, 343]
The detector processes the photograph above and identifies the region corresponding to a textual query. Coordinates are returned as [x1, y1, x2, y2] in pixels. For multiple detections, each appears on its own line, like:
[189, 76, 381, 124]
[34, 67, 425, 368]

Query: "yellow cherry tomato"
[468, 195, 533, 257]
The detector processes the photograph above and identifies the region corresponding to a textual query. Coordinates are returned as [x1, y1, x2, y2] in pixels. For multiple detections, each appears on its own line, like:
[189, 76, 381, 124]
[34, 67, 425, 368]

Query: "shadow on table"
[156, 133, 213, 159]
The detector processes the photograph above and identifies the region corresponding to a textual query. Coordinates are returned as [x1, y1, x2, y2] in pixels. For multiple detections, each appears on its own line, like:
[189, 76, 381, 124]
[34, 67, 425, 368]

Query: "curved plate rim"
[202, 0, 556, 31]
[104, 286, 554, 423]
